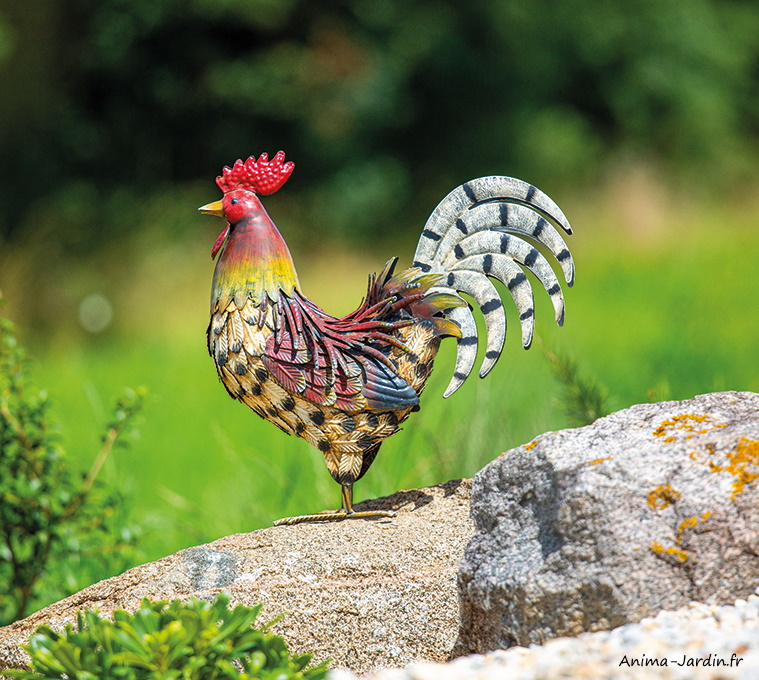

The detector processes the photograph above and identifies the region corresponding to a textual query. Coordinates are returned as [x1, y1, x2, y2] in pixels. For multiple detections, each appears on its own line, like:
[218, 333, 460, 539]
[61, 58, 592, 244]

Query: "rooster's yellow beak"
[198, 200, 224, 217]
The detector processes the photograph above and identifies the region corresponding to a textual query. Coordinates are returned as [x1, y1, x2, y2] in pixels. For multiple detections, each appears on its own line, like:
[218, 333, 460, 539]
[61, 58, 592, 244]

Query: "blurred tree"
[0, 0, 758, 249]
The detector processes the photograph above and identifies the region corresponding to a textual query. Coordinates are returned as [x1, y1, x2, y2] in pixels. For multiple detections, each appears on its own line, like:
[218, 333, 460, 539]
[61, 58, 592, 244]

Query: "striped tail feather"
[412, 176, 574, 398]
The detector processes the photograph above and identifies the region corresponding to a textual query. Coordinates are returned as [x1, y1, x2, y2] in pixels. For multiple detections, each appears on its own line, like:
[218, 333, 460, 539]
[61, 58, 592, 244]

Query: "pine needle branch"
[539, 338, 608, 427]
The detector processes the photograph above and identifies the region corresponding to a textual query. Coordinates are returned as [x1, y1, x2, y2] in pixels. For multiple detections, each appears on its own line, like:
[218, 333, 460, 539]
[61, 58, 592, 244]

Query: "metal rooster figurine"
[199, 152, 574, 525]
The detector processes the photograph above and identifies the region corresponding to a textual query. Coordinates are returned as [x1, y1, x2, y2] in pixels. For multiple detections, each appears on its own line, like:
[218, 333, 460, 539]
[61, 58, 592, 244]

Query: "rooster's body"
[200, 152, 574, 525]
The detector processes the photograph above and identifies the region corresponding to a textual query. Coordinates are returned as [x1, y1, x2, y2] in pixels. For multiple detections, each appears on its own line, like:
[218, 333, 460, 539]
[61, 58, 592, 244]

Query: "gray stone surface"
[457, 391, 759, 656]
[342, 588, 759, 680]
[0, 479, 473, 677]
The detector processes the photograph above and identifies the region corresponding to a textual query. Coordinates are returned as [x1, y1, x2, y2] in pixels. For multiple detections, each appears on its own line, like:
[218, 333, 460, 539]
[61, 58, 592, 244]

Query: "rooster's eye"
[230, 198, 239, 205]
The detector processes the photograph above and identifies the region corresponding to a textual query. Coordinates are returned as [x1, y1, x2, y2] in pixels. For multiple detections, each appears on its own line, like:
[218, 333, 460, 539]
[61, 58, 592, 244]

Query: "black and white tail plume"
[412, 176, 574, 398]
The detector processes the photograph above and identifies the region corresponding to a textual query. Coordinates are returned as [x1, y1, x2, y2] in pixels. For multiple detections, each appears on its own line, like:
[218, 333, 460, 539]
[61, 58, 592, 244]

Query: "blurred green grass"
[11, 186, 759, 571]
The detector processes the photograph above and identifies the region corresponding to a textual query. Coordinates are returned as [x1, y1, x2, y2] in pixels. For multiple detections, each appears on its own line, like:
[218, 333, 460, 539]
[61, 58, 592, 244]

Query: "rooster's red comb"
[216, 151, 295, 195]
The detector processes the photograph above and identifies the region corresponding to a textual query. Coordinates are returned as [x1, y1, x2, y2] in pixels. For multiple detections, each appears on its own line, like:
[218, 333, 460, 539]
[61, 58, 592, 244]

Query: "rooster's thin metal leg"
[272, 483, 396, 526]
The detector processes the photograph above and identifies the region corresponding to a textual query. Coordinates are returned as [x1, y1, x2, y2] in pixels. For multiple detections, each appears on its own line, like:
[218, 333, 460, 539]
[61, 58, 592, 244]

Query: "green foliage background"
[0, 0, 758, 621]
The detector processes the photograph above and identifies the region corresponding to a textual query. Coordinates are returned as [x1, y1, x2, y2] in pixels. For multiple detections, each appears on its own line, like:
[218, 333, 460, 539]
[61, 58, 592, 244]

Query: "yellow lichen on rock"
[690, 437, 759, 500]
[648, 511, 713, 563]
[647, 484, 681, 509]
[649, 540, 689, 563]
[653, 414, 727, 440]
[676, 516, 699, 543]
[728, 438, 759, 499]
[587, 457, 613, 465]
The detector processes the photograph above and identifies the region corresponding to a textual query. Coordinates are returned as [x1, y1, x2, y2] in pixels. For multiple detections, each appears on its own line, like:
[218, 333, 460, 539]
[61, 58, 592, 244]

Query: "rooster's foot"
[272, 508, 396, 526]
[272, 481, 396, 526]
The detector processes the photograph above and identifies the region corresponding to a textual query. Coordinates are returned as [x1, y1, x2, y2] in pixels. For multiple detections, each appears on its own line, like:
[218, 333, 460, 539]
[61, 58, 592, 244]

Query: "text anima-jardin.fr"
[619, 653, 743, 668]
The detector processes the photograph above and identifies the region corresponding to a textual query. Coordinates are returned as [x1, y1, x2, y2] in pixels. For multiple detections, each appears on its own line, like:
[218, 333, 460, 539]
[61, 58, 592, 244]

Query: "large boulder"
[457, 391, 759, 656]
[0, 479, 473, 676]
[346, 588, 759, 680]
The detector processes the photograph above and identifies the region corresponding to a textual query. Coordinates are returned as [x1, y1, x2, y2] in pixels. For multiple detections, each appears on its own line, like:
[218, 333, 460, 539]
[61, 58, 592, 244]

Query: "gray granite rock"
[457, 391, 759, 656]
[343, 588, 759, 680]
[0, 479, 473, 677]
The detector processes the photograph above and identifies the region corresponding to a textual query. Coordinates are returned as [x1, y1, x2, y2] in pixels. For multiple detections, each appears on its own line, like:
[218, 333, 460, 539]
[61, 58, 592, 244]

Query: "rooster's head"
[199, 151, 295, 259]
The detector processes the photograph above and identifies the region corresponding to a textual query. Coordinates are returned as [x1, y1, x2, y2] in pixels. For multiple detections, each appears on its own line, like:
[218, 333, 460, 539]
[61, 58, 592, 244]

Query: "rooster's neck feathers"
[211, 204, 299, 311]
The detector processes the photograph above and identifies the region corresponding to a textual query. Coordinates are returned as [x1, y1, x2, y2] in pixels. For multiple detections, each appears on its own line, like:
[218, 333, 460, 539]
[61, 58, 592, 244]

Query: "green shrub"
[0, 310, 143, 624]
[8, 592, 330, 680]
